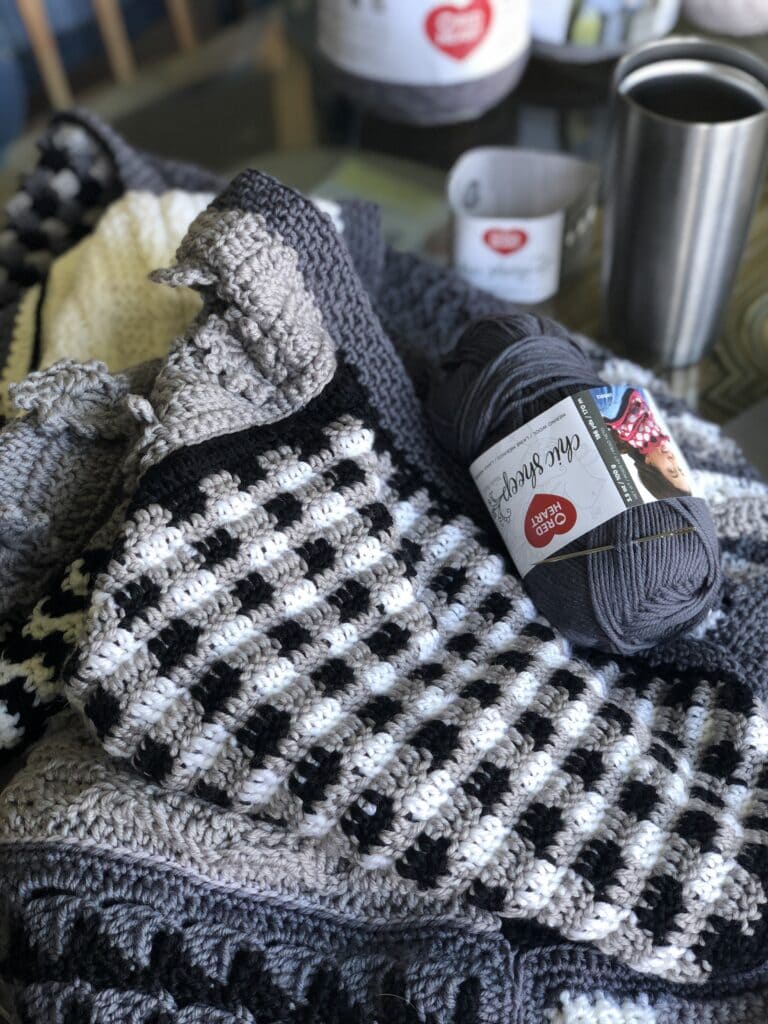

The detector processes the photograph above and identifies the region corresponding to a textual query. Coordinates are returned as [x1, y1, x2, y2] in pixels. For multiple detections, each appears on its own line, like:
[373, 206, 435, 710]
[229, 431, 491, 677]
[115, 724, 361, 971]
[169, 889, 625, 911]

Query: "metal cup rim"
[613, 34, 768, 129]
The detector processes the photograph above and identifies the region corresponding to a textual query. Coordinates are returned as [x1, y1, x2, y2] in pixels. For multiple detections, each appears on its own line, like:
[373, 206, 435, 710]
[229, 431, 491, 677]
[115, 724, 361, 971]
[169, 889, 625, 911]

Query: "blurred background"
[4, 3, 767, 195]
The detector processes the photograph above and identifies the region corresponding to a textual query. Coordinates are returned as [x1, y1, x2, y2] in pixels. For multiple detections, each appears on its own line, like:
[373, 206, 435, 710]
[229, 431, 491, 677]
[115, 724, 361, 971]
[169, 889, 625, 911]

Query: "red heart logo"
[483, 227, 528, 255]
[524, 493, 577, 549]
[425, 0, 492, 61]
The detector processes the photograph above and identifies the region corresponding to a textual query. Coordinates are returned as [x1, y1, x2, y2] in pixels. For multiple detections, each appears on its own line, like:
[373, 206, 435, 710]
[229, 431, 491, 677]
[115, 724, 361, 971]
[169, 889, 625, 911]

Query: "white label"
[318, 0, 529, 87]
[454, 210, 564, 303]
[447, 147, 599, 304]
[470, 386, 697, 577]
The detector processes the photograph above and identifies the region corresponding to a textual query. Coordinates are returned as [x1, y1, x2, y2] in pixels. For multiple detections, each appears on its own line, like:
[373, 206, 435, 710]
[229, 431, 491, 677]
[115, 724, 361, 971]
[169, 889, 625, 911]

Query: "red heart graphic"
[524, 493, 577, 549]
[483, 227, 528, 255]
[425, 0, 492, 61]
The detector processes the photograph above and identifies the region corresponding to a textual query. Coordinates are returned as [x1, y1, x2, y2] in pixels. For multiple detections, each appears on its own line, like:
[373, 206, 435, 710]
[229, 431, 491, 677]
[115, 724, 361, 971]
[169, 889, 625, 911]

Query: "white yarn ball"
[683, 0, 768, 36]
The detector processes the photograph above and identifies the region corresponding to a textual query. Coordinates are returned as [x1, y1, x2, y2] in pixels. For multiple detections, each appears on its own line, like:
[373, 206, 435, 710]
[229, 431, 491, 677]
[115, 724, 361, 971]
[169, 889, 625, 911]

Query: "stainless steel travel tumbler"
[602, 37, 768, 368]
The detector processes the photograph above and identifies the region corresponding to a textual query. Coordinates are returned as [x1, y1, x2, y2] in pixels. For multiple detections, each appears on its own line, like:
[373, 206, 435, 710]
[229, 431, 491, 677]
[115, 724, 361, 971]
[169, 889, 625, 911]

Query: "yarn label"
[454, 210, 564, 303]
[469, 385, 695, 576]
[318, 0, 529, 87]
[447, 148, 599, 304]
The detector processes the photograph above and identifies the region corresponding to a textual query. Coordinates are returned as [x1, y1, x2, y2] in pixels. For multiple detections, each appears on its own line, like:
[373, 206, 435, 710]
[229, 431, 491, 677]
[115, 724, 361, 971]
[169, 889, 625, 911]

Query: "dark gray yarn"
[429, 314, 723, 655]
[321, 53, 529, 125]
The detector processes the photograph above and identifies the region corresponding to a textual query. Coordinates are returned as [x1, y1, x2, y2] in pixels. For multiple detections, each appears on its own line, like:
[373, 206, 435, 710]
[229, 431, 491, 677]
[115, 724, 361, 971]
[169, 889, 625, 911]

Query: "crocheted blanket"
[4, 715, 768, 1024]
[3, 169, 768, 984]
[1, 115, 768, 1024]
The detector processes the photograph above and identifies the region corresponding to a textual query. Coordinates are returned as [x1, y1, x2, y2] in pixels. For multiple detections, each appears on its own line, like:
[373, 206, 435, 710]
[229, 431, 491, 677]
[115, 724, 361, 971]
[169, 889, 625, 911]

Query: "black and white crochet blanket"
[2, 172, 768, 989]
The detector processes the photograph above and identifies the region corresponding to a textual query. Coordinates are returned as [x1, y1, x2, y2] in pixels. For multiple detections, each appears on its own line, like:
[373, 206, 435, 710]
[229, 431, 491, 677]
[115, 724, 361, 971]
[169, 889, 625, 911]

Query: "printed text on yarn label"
[425, 0, 492, 60]
[454, 210, 563, 303]
[318, 0, 529, 86]
[469, 385, 696, 576]
[483, 227, 528, 255]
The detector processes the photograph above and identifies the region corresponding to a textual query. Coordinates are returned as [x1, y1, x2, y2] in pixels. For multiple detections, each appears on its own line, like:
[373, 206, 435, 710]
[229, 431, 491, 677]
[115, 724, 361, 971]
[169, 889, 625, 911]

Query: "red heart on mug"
[425, 0, 492, 61]
[483, 227, 528, 255]
[524, 493, 577, 549]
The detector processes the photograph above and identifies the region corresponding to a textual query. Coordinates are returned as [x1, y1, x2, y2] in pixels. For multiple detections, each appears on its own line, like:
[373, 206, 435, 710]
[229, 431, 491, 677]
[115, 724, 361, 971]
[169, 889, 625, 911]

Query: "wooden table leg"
[261, 10, 316, 151]
[164, 0, 197, 52]
[15, 0, 73, 108]
[90, 0, 136, 82]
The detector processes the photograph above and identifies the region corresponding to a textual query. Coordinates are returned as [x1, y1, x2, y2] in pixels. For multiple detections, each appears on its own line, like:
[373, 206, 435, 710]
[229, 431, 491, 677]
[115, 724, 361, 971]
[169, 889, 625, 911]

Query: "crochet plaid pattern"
[608, 389, 669, 457]
[0, 116, 119, 310]
[0, 108, 222, 306]
[4, 716, 768, 1024]
[0, 109, 223, 397]
[15, 173, 761, 986]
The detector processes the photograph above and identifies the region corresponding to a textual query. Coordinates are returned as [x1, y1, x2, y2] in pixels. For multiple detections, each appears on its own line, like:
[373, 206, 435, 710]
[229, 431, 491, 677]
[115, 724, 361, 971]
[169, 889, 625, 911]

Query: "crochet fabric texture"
[1, 110, 768, 1023]
[3, 173, 768, 991]
[4, 715, 768, 1024]
[1, 189, 212, 412]
[0, 108, 223, 407]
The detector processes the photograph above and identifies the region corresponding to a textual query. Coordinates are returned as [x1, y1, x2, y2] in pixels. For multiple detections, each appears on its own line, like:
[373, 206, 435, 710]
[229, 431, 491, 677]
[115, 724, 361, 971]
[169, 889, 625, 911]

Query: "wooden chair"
[14, 0, 199, 108]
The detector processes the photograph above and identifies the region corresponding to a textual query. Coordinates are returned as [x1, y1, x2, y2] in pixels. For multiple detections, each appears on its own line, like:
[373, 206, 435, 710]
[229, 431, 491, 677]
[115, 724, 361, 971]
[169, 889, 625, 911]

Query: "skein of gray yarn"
[429, 315, 722, 655]
[321, 57, 529, 125]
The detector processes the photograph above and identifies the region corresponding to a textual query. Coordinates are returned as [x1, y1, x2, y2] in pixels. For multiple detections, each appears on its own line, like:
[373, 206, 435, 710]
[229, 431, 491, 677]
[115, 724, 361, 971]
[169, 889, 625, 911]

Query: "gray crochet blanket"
[0, 115, 768, 1024]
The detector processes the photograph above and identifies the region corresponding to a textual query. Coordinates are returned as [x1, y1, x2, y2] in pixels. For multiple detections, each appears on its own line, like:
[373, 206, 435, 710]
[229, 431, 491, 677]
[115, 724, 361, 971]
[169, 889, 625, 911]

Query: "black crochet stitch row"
[0, 569, 90, 766]
[130, 358, 475, 541]
[9, 838, 768, 1024]
[91, 439, 768, 976]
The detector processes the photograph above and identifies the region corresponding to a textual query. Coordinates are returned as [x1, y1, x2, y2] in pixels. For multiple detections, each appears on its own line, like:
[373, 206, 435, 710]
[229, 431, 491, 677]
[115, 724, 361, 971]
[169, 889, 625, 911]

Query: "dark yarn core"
[321, 55, 529, 126]
[429, 315, 722, 655]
